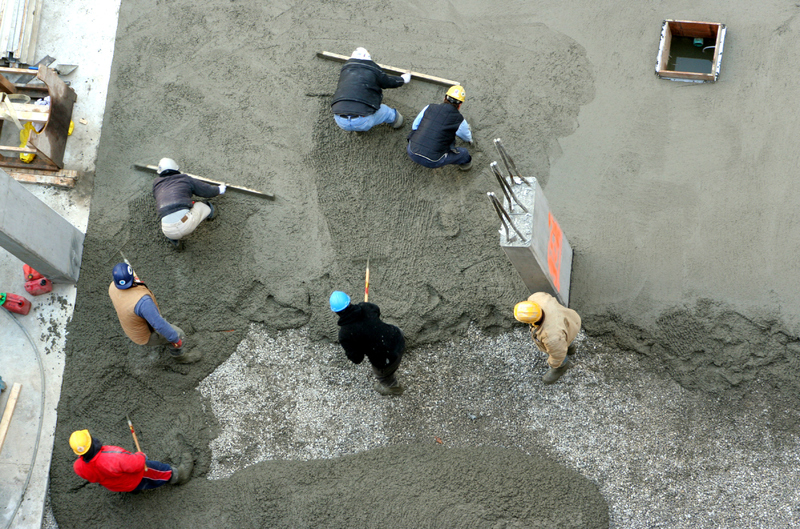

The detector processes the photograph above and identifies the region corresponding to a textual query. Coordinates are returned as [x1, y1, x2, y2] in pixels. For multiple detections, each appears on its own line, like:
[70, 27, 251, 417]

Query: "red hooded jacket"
[73, 445, 146, 492]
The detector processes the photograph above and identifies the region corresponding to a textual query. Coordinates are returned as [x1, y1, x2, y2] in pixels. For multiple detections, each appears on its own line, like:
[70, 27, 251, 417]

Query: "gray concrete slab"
[0, 170, 84, 283]
[0, 0, 119, 527]
[0, 309, 43, 529]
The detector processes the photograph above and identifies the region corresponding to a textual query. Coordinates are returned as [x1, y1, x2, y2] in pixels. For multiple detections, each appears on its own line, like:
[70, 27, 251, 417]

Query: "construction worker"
[331, 47, 411, 132]
[69, 429, 192, 492]
[152, 157, 225, 247]
[108, 262, 201, 363]
[330, 290, 405, 395]
[514, 292, 581, 385]
[406, 85, 473, 170]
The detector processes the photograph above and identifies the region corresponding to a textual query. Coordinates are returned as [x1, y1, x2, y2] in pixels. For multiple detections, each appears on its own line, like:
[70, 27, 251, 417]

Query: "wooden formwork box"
[655, 19, 726, 83]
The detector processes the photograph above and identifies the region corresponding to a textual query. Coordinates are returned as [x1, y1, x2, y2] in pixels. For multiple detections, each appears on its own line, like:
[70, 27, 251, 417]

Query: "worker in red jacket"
[69, 429, 192, 492]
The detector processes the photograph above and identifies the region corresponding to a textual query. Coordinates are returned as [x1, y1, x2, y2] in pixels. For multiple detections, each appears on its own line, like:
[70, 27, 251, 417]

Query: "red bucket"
[1, 293, 31, 315]
[25, 278, 53, 296]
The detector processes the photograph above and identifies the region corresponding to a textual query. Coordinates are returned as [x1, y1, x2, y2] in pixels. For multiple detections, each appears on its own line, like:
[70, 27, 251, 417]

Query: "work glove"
[401, 73, 411, 84]
[171, 338, 183, 349]
[218, 184, 227, 195]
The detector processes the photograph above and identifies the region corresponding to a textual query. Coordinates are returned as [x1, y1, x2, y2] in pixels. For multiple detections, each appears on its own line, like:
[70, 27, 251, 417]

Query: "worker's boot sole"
[206, 202, 216, 221]
[543, 360, 572, 385]
[567, 343, 577, 356]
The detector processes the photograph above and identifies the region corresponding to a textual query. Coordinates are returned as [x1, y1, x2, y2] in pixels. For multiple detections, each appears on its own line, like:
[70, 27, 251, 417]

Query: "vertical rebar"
[494, 138, 533, 186]
[491, 162, 529, 214]
[488, 192, 526, 241]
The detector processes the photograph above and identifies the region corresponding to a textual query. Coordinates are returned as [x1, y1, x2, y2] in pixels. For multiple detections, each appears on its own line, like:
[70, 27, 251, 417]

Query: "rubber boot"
[373, 381, 404, 396]
[206, 202, 216, 221]
[567, 343, 577, 356]
[458, 160, 473, 171]
[170, 348, 203, 364]
[392, 111, 404, 129]
[542, 359, 572, 385]
[169, 453, 194, 485]
[167, 237, 182, 249]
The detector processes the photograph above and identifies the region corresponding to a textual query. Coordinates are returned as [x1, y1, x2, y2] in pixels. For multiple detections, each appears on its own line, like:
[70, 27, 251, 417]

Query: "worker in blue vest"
[406, 85, 473, 170]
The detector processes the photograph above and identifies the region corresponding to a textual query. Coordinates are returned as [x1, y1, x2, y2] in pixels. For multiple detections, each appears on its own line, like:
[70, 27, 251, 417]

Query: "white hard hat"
[350, 47, 371, 61]
[157, 157, 179, 175]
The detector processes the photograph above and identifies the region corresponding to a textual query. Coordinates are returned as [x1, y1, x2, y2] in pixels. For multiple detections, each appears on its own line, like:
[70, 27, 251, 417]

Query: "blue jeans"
[334, 104, 398, 132]
[407, 144, 471, 168]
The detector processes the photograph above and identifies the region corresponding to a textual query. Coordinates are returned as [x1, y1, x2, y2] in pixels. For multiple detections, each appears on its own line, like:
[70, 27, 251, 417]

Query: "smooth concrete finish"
[0, 309, 43, 529]
[0, 0, 119, 527]
[500, 178, 573, 306]
[0, 170, 84, 283]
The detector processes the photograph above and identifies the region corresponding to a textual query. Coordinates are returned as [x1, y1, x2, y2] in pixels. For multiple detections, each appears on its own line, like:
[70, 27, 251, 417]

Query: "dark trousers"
[133, 459, 173, 491]
[407, 144, 471, 168]
[371, 335, 405, 387]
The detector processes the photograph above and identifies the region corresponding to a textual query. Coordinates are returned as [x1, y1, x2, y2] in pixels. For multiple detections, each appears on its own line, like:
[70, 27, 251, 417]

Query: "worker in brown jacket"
[108, 262, 201, 363]
[514, 292, 581, 384]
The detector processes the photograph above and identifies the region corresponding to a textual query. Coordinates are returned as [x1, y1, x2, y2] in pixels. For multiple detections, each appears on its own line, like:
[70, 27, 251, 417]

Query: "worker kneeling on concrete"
[152, 157, 225, 247]
[331, 47, 410, 132]
[108, 263, 201, 363]
[69, 429, 192, 492]
[514, 292, 581, 385]
[330, 290, 405, 396]
[406, 85, 473, 170]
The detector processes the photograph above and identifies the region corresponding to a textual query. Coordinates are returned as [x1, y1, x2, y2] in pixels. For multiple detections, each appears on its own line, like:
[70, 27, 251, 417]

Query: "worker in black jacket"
[331, 47, 411, 132]
[152, 158, 225, 247]
[407, 85, 473, 170]
[330, 290, 405, 395]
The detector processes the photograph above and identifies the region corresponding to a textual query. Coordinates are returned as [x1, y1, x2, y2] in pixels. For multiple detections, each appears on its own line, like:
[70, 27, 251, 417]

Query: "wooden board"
[317, 51, 459, 87]
[5, 168, 78, 187]
[668, 20, 719, 39]
[0, 382, 22, 454]
[0, 74, 17, 94]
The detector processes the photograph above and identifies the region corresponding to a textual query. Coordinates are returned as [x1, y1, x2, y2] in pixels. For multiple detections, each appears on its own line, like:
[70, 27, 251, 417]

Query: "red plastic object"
[25, 278, 52, 296]
[23, 264, 43, 282]
[1, 293, 32, 315]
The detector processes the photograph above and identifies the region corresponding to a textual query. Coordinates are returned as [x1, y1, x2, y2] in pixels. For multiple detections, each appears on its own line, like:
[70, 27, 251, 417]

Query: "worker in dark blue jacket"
[152, 157, 224, 247]
[407, 85, 473, 170]
[331, 47, 411, 132]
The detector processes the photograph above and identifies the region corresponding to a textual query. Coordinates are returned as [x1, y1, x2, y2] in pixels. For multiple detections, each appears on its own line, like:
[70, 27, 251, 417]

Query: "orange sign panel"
[547, 212, 562, 292]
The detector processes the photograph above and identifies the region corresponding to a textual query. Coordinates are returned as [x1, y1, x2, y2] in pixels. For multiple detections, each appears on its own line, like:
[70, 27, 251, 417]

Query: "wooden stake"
[0, 383, 22, 454]
[127, 415, 142, 453]
[316, 51, 459, 87]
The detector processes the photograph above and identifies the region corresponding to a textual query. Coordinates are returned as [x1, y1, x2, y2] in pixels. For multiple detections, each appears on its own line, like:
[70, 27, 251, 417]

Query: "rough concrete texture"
[49, 0, 800, 527]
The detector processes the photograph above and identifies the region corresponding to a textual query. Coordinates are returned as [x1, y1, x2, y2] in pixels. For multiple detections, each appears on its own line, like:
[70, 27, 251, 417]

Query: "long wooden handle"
[0, 383, 21, 454]
[133, 164, 274, 199]
[127, 417, 142, 453]
[364, 258, 370, 302]
[316, 51, 459, 87]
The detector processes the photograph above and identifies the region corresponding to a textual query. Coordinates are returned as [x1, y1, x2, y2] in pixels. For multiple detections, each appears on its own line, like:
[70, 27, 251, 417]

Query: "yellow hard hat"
[69, 429, 92, 455]
[446, 85, 466, 103]
[514, 301, 542, 324]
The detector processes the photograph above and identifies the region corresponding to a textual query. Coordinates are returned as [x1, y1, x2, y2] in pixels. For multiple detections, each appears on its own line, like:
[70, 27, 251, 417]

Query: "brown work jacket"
[527, 292, 581, 360]
[108, 282, 160, 345]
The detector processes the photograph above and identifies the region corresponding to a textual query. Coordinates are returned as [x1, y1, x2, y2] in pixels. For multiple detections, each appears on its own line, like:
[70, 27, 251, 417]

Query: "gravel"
[197, 323, 800, 528]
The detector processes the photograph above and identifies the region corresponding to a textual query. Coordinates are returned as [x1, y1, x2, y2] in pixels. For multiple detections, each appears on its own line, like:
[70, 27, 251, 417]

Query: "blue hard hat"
[329, 291, 351, 312]
[112, 263, 134, 289]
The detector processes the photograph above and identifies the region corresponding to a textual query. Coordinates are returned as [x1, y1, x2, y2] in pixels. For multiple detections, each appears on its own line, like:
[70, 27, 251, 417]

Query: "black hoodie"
[336, 302, 405, 368]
